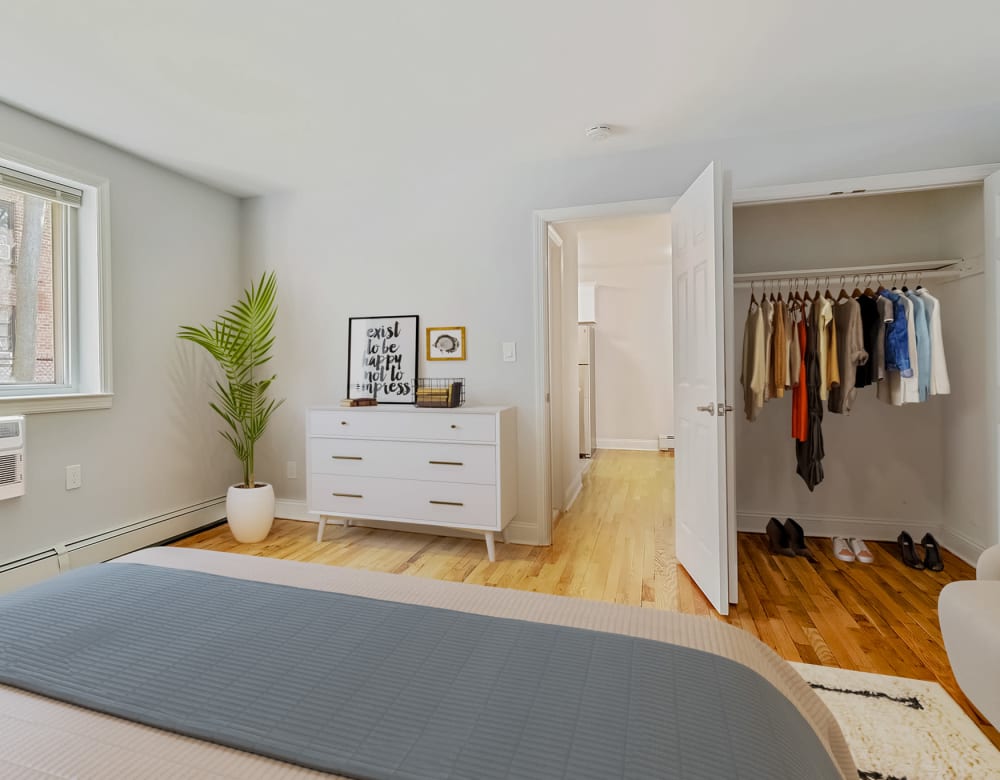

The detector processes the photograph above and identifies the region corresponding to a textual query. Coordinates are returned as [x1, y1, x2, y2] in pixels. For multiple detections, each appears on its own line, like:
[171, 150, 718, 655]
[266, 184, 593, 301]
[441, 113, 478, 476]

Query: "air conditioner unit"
[0, 415, 25, 499]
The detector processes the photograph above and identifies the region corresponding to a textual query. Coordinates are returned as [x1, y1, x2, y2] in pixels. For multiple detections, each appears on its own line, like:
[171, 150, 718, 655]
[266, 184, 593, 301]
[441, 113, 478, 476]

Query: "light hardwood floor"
[173, 448, 998, 747]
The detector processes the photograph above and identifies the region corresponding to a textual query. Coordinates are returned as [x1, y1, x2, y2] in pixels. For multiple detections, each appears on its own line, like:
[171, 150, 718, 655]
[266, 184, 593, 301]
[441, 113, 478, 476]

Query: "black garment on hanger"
[855, 294, 881, 388]
[796, 304, 825, 491]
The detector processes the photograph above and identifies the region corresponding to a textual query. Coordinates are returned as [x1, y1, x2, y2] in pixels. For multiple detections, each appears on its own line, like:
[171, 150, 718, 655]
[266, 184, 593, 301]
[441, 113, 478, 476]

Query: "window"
[0, 156, 111, 412]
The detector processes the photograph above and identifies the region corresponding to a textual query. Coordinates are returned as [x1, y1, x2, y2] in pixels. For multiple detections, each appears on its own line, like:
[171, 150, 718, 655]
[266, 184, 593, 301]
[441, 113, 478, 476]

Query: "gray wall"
[0, 102, 242, 562]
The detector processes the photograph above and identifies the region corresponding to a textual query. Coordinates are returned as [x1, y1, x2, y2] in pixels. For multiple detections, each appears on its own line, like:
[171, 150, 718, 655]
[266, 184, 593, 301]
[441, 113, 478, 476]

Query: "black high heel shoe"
[921, 533, 944, 572]
[784, 518, 814, 560]
[766, 518, 795, 557]
[897, 531, 924, 570]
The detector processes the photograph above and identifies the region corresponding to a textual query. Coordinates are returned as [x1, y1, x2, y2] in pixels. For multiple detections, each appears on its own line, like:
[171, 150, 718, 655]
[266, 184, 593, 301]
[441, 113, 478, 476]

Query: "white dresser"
[306, 406, 517, 560]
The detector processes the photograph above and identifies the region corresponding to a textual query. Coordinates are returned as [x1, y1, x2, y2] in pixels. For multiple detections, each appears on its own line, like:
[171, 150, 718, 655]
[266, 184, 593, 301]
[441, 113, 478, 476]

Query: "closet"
[731, 184, 988, 557]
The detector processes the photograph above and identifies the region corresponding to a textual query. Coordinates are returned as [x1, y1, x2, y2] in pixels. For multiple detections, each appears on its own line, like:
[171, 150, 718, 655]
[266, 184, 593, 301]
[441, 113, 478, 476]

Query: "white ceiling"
[4, 1, 1000, 196]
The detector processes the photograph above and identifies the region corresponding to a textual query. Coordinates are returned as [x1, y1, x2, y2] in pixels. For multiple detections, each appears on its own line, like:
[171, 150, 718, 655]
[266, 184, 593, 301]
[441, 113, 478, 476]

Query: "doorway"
[543, 209, 676, 558]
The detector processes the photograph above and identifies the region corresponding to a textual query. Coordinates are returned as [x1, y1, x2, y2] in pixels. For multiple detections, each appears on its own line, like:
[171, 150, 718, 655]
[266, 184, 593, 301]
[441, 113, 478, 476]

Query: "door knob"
[696, 403, 716, 415]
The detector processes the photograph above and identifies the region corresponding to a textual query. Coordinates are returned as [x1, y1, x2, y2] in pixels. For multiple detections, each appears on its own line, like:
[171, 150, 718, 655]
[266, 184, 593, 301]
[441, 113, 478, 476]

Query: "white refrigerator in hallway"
[578, 323, 596, 457]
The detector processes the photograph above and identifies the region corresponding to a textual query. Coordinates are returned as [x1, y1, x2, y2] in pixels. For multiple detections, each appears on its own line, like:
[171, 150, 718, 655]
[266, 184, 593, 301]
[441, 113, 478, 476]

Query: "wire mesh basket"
[415, 378, 466, 408]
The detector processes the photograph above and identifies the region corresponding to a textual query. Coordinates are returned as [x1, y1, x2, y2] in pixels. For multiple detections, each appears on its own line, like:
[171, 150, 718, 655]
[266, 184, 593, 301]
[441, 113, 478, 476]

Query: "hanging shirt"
[771, 299, 788, 398]
[789, 303, 802, 387]
[906, 291, 931, 402]
[814, 297, 840, 402]
[828, 298, 868, 414]
[741, 303, 767, 421]
[791, 309, 808, 442]
[796, 302, 825, 491]
[761, 299, 775, 402]
[875, 294, 893, 383]
[854, 294, 880, 389]
[915, 288, 951, 395]
[879, 290, 913, 377]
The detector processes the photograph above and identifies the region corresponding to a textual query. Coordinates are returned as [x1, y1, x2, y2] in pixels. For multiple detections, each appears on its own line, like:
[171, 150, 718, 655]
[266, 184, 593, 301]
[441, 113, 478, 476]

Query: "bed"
[0, 547, 856, 779]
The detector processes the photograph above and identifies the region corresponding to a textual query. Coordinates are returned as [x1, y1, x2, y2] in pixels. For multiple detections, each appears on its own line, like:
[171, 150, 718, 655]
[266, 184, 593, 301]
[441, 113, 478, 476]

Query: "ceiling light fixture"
[586, 125, 613, 141]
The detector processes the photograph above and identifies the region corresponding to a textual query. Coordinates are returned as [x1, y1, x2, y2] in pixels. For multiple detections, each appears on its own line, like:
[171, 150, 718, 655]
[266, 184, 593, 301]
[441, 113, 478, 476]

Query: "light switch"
[502, 341, 517, 362]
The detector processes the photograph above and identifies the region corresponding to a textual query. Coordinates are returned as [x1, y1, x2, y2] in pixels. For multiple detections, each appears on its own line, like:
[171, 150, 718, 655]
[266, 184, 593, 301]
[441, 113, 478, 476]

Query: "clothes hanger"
[836, 274, 850, 301]
[824, 275, 834, 300]
[803, 277, 812, 303]
[851, 274, 863, 299]
[748, 280, 758, 312]
[863, 273, 876, 298]
[768, 278, 776, 303]
[901, 273, 910, 293]
[915, 272, 924, 291]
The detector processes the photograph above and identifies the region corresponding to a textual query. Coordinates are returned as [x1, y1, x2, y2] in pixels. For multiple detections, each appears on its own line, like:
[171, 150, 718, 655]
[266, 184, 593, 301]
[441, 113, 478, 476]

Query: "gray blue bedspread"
[0, 563, 841, 779]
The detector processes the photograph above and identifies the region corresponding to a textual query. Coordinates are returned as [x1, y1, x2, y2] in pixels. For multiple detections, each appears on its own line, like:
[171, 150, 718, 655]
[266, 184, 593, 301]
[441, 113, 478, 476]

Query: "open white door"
[671, 161, 734, 615]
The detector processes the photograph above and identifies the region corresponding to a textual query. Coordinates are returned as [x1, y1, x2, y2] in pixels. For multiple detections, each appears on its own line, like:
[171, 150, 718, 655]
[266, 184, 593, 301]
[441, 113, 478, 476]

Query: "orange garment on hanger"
[791, 313, 808, 442]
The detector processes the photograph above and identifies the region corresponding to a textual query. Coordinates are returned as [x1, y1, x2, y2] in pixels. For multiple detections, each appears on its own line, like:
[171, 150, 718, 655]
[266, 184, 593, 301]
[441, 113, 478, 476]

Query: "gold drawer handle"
[333, 492, 363, 499]
[429, 460, 463, 466]
[430, 500, 464, 507]
[332, 455, 363, 461]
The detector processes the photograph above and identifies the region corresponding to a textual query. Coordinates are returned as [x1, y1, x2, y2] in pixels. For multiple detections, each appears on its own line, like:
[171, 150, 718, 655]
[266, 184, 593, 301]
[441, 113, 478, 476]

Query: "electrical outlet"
[65, 464, 82, 490]
[286, 460, 297, 479]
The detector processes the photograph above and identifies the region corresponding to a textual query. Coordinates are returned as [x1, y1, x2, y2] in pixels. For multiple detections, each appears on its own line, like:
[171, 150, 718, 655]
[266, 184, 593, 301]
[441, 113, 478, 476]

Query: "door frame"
[532, 197, 676, 546]
[532, 162, 1000, 565]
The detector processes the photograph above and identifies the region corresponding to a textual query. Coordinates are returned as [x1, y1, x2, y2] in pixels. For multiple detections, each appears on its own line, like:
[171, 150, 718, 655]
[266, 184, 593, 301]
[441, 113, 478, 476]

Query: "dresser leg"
[484, 531, 496, 562]
[317, 516, 327, 542]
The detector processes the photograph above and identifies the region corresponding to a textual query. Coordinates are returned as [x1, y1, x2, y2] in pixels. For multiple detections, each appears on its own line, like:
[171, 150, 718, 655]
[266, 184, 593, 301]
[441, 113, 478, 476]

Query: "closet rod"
[732, 258, 962, 288]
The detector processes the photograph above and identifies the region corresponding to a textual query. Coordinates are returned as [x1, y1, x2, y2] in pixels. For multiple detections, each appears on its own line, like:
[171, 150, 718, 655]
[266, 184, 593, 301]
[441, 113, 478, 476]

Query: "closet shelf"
[733, 258, 964, 287]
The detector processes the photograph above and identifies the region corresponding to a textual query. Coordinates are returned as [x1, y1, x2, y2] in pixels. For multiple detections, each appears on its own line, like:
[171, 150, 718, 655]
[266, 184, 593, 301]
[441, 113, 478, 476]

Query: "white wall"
[732, 186, 990, 552]
[0, 102, 242, 562]
[241, 106, 1000, 545]
[575, 214, 673, 450]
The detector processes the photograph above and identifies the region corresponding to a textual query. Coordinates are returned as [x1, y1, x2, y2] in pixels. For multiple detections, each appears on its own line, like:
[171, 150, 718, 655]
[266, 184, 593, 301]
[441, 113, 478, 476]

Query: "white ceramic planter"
[226, 482, 275, 543]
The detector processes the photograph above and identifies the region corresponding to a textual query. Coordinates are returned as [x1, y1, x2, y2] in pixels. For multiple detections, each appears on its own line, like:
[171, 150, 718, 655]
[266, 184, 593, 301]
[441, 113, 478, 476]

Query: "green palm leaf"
[178, 271, 284, 488]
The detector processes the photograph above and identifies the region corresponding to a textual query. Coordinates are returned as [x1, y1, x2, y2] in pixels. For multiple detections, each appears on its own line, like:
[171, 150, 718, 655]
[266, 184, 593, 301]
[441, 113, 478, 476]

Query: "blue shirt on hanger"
[879, 290, 913, 378]
[906, 290, 931, 401]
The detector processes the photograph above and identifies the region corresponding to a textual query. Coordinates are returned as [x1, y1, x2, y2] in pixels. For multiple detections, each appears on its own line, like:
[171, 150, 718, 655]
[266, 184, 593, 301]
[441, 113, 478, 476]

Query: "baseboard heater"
[0, 497, 225, 594]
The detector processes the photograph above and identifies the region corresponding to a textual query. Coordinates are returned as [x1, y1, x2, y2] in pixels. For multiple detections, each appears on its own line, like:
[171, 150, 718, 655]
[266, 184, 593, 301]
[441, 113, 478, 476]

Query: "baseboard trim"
[596, 438, 659, 451]
[0, 498, 227, 594]
[564, 475, 583, 512]
[937, 528, 987, 568]
[737, 511, 938, 544]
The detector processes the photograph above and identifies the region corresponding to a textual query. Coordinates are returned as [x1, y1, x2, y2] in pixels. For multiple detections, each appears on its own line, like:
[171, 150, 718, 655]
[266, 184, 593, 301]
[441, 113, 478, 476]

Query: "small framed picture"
[427, 326, 466, 361]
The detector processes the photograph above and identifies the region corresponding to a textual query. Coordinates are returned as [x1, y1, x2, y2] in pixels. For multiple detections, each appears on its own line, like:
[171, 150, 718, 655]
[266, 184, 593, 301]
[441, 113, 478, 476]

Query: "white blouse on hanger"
[916, 288, 951, 395]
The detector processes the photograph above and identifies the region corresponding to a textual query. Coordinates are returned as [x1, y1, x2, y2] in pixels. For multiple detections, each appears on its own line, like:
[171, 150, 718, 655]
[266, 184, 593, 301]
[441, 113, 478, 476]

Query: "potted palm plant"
[178, 271, 284, 543]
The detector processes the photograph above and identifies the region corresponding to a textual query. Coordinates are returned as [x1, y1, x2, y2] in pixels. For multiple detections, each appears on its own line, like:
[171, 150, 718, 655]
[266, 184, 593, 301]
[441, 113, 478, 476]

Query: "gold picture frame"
[427, 326, 466, 361]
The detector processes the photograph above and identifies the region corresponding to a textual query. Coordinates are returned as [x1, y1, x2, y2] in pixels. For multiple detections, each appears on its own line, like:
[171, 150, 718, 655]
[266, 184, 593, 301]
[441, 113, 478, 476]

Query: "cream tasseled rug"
[793, 663, 1000, 780]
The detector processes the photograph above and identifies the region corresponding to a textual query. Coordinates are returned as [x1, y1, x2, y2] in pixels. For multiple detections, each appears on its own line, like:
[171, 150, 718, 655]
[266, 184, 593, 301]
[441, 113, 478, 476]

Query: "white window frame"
[0, 142, 112, 414]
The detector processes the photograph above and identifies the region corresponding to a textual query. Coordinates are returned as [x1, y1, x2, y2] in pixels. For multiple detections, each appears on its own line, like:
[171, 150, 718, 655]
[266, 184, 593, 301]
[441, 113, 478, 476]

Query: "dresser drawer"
[310, 410, 496, 442]
[310, 439, 496, 484]
[310, 475, 499, 530]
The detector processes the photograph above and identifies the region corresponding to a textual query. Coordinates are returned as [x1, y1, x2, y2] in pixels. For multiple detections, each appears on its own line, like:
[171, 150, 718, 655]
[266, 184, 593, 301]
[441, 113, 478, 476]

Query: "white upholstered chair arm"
[977, 544, 1000, 581]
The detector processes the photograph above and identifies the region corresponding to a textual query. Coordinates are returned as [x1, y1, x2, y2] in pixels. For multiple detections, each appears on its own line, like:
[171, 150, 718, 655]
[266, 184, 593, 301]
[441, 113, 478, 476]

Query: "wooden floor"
[174, 449, 998, 747]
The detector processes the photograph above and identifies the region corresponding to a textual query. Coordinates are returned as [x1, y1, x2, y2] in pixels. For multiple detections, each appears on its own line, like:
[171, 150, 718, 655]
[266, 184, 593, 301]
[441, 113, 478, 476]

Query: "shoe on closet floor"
[921, 533, 945, 572]
[784, 518, 814, 560]
[849, 538, 874, 564]
[897, 531, 925, 570]
[832, 536, 855, 563]
[766, 518, 795, 557]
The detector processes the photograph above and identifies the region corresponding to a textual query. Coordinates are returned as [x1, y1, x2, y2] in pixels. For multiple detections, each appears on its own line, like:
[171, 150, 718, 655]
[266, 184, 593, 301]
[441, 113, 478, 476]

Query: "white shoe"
[849, 538, 874, 564]
[833, 536, 855, 562]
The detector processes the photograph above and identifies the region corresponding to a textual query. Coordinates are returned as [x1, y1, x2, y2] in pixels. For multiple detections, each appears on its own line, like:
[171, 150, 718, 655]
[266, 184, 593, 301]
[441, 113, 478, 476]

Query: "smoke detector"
[585, 125, 613, 141]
